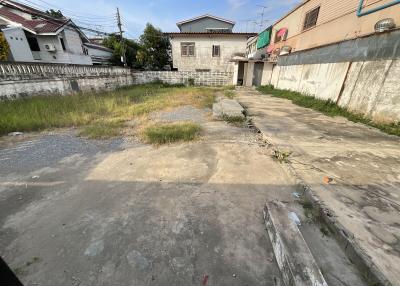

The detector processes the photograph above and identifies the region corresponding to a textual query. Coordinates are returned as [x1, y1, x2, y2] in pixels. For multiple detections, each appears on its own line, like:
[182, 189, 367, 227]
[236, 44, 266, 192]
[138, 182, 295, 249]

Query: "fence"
[0, 62, 234, 100]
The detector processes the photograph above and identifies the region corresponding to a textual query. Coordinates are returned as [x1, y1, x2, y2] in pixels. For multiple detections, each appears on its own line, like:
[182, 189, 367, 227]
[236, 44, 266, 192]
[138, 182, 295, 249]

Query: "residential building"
[0, 0, 92, 65]
[83, 42, 113, 65]
[239, 0, 400, 87]
[268, 0, 400, 58]
[166, 14, 256, 72]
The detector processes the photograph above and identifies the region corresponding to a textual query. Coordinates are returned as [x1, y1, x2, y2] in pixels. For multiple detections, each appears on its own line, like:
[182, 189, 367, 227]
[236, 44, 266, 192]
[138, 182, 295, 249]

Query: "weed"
[224, 90, 235, 99]
[143, 122, 201, 144]
[0, 84, 214, 136]
[79, 121, 124, 139]
[187, 78, 195, 86]
[272, 149, 292, 163]
[222, 115, 246, 127]
[257, 85, 400, 137]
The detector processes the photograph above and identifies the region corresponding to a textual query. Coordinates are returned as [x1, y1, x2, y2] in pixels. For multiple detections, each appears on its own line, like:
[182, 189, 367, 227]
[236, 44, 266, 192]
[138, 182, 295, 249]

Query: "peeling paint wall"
[268, 59, 400, 123]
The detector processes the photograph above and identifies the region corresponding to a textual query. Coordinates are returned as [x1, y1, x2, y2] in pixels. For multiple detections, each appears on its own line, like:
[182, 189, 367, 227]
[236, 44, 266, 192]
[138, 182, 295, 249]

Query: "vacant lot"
[0, 84, 214, 139]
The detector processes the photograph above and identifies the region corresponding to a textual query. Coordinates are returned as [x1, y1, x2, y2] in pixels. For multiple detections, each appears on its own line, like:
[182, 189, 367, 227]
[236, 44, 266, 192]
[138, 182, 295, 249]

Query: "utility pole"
[116, 7, 126, 66]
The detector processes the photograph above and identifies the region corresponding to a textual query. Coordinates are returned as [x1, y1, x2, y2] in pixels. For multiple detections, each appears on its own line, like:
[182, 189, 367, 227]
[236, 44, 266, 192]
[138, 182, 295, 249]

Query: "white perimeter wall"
[268, 59, 400, 123]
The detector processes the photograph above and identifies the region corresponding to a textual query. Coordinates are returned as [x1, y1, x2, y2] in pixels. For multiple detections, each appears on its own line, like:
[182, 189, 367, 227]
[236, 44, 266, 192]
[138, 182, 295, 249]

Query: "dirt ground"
[0, 105, 296, 286]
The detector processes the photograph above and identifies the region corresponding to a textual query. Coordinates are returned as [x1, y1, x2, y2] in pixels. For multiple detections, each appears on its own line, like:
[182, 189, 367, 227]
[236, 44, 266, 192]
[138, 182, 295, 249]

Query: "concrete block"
[264, 201, 328, 286]
[220, 99, 245, 118]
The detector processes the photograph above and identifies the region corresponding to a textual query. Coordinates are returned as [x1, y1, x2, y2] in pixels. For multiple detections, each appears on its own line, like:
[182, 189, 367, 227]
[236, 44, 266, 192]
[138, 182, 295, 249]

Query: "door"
[252, 62, 264, 86]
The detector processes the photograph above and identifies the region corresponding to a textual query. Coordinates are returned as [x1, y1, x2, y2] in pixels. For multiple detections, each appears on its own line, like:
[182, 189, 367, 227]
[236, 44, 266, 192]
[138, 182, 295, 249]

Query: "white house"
[0, 0, 92, 65]
[166, 14, 256, 72]
[83, 42, 113, 65]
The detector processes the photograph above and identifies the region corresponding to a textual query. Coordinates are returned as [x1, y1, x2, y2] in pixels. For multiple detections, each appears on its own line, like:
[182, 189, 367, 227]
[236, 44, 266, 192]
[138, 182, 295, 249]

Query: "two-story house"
[0, 0, 93, 65]
[166, 14, 256, 73]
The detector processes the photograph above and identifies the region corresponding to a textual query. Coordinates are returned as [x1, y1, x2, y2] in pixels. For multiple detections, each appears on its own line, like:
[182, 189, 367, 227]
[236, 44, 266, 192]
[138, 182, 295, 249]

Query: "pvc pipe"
[357, 0, 400, 17]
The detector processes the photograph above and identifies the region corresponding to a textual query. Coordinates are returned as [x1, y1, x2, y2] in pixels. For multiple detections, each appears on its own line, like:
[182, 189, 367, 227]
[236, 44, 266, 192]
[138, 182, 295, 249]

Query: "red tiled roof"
[0, 2, 69, 34]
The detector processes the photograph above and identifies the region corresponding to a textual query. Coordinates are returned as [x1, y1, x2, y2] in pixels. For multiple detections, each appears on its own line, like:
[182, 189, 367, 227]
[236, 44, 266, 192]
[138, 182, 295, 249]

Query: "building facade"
[167, 15, 256, 72]
[0, 0, 92, 65]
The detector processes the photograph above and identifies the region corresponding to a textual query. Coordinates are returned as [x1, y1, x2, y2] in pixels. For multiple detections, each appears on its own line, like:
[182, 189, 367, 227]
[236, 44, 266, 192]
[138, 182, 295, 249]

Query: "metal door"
[252, 62, 264, 86]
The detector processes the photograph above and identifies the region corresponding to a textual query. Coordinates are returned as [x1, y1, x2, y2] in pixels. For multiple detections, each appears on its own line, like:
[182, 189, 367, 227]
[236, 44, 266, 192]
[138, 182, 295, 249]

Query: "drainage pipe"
[357, 0, 400, 17]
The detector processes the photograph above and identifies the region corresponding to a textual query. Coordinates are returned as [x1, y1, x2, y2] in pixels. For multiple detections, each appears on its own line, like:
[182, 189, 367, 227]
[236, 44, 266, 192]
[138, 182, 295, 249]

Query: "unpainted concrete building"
[166, 14, 256, 73]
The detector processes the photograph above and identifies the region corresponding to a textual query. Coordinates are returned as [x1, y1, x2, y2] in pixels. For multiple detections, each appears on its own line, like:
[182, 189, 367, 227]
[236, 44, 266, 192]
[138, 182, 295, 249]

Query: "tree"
[103, 35, 141, 68]
[0, 32, 9, 61]
[45, 9, 64, 19]
[137, 23, 171, 70]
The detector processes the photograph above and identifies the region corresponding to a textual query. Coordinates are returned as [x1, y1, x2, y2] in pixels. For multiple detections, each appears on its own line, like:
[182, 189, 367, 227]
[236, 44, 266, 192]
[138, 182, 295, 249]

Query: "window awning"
[266, 43, 275, 54]
[256, 27, 272, 49]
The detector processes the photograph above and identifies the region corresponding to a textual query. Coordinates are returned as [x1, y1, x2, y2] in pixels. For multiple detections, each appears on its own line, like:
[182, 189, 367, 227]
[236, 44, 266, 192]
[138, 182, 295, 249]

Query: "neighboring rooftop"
[0, 0, 71, 34]
[176, 14, 236, 33]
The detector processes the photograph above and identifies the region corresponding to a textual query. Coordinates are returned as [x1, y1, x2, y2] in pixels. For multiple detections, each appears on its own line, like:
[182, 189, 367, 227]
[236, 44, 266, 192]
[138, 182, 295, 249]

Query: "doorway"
[252, 62, 264, 86]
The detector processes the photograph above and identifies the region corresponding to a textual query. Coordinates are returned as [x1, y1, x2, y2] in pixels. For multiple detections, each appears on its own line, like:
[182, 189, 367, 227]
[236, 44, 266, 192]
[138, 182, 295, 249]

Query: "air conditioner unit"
[44, 44, 56, 52]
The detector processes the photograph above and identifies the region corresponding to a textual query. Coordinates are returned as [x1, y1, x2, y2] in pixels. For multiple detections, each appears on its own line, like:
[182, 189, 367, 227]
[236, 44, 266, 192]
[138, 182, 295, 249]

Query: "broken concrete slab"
[213, 98, 245, 119]
[264, 201, 328, 286]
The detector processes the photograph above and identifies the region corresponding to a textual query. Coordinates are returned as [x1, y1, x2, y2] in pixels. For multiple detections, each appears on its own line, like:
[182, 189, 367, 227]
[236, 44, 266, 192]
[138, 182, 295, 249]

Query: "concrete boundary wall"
[0, 63, 233, 100]
[269, 59, 400, 123]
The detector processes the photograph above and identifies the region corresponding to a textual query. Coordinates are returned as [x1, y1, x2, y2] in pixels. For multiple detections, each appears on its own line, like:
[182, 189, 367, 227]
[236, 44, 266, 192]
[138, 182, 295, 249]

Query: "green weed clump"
[143, 122, 201, 144]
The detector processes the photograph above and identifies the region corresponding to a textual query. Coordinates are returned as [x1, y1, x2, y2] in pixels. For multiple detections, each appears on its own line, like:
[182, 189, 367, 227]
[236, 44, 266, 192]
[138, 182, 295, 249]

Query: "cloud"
[227, 0, 249, 10]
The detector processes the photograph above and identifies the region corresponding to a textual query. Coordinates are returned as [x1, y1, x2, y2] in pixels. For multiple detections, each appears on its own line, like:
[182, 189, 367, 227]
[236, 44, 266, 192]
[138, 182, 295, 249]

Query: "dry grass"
[0, 83, 215, 138]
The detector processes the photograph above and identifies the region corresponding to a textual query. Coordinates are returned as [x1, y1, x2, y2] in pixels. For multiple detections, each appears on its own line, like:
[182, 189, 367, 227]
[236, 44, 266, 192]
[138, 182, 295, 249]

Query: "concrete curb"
[259, 132, 393, 286]
[264, 201, 328, 286]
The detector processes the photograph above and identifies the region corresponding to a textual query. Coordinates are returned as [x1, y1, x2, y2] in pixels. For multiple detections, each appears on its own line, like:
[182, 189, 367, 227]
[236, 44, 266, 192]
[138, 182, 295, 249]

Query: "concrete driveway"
[237, 89, 400, 285]
[0, 111, 294, 285]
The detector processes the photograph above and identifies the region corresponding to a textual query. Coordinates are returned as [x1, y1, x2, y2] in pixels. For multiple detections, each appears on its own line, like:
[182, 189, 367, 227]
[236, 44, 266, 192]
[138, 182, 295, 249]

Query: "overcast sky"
[18, 0, 301, 38]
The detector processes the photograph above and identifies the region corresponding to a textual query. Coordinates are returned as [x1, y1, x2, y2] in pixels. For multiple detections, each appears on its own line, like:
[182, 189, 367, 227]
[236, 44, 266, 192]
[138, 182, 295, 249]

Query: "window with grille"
[181, 42, 195, 57]
[303, 7, 320, 30]
[212, 45, 220, 57]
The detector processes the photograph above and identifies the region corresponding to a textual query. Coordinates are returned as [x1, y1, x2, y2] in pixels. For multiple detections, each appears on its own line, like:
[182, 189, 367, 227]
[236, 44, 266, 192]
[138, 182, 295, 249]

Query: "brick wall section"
[0, 63, 233, 100]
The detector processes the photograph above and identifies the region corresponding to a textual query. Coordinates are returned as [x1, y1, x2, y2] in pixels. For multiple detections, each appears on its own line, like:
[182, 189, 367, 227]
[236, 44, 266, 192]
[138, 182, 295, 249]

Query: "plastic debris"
[288, 212, 301, 226]
[292, 192, 301, 199]
[8, 132, 23, 136]
[32, 175, 40, 179]
[323, 176, 333, 184]
[233, 274, 237, 278]
[202, 274, 209, 285]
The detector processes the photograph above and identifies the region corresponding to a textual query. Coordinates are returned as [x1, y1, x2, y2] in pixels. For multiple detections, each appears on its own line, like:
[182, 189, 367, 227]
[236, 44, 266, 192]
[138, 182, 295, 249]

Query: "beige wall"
[271, 0, 400, 53]
[170, 35, 249, 72]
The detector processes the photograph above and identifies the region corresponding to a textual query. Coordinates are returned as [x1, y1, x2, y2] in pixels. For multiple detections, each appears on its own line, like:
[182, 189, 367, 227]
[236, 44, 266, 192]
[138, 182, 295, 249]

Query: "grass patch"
[224, 90, 235, 99]
[257, 85, 400, 136]
[0, 83, 215, 136]
[79, 121, 124, 139]
[143, 122, 201, 144]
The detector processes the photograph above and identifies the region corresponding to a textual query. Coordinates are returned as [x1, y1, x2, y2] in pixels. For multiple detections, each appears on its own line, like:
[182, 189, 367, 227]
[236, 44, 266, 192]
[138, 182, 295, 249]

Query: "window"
[59, 37, 66, 51]
[27, 37, 40, 51]
[303, 6, 320, 30]
[212, 45, 220, 57]
[181, 42, 195, 57]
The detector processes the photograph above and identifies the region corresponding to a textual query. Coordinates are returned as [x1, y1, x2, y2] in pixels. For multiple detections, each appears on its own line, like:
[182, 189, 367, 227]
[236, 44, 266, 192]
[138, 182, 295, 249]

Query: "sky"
[17, 0, 301, 38]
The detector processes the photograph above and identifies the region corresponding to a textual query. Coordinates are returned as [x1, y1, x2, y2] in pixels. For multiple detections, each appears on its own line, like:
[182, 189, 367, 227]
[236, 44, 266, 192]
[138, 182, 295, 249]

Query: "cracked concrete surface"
[0, 113, 294, 285]
[237, 89, 400, 285]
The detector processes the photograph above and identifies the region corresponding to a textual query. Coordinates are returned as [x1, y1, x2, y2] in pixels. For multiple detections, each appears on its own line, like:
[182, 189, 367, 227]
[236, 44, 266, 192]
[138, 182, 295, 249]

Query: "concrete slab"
[0, 115, 295, 285]
[264, 201, 328, 286]
[213, 98, 245, 119]
[237, 89, 400, 286]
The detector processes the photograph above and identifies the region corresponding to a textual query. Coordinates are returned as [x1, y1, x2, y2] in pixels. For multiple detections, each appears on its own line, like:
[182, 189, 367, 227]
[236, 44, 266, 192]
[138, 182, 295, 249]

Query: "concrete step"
[264, 201, 328, 286]
[212, 98, 245, 119]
